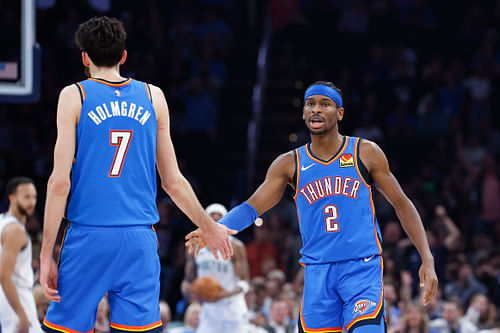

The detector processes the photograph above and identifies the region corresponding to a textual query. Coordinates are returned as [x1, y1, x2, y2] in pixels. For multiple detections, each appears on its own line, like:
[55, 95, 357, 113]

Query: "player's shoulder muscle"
[358, 139, 389, 173]
[1, 223, 27, 249]
[148, 84, 169, 122]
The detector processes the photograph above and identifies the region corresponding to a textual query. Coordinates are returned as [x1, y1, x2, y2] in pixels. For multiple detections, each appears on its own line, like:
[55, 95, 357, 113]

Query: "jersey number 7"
[109, 130, 133, 177]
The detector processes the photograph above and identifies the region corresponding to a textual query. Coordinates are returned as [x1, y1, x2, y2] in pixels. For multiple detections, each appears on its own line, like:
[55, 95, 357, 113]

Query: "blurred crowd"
[1, 0, 500, 332]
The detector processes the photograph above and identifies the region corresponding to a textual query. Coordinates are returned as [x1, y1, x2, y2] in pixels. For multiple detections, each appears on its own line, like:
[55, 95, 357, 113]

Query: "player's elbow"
[48, 177, 71, 196]
[161, 174, 185, 197]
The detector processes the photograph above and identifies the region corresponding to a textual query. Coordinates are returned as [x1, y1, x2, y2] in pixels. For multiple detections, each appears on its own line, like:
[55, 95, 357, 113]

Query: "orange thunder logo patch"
[340, 153, 354, 167]
[353, 299, 376, 317]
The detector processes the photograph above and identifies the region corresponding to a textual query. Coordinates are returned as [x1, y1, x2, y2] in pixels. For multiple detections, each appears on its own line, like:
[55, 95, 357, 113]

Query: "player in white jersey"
[0, 177, 41, 333]
[183, 203, 250, 333]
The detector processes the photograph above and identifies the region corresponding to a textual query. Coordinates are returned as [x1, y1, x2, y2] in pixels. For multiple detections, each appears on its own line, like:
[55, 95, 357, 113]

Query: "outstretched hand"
[419, 261, 438, 306]
[188, 223, 237, 260]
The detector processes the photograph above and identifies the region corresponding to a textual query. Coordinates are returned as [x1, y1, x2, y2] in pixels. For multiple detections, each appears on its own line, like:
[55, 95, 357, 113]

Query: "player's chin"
[308, 128, 329, 136]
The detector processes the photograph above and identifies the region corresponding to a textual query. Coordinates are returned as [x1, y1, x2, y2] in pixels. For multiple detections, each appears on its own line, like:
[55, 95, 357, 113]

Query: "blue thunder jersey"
[66, 78, 159, 226]
[294, 136, 382, 264]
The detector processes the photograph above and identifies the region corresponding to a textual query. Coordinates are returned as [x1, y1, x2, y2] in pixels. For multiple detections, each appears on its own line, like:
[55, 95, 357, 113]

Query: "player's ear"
[81, 51, 90, 67]
[119, 50, 127, 65]
[337, 107, 344, 121]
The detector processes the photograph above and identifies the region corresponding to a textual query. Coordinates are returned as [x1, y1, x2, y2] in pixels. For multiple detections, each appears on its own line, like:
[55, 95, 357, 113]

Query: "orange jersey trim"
[300, 298, 343, 332]
[368, 187, 383, 255]
[305, 137, 349, 166]
[346, 258, 384, 330]
[293, 148, 301, 199]
[57, 223, 70, 266]
[353, 137, 370, 188]
[76, 82, 85, 100]
[43, 319, 94, 333]
[353, 137, 382, 255]
[110, 321, 162, 331]
[144, 82, 152, 101]
[88, 77, 132, 87]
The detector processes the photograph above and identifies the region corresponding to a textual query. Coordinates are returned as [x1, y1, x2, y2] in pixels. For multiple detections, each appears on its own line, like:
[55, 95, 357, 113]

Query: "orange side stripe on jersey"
[305, 137, 349, 166]
[43, 319, 94, 333]
[88, 78, 132, 87]
[346, 258, 384, 331]
[76, 82, 85, 100]
[57, 223, 70, 266]
[110, 321, 162, 331]
[293, 148, 301, 199]
[299, 298, 343, 332]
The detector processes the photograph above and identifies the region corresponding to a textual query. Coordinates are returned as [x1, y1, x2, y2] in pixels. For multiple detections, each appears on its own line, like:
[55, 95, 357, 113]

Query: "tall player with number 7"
[186, 81, 438, 332]
[39, 16, 235, 333]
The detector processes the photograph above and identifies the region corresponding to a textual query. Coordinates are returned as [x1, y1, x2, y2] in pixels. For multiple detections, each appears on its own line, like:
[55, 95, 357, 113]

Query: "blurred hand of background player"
[419, 260, 438, 306]
[197, 222, 237, 260]
[40, 257, 61, 302]
[17, 312, 31, 333]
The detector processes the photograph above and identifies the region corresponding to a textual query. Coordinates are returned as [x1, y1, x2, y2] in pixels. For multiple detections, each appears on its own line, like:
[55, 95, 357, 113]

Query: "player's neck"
[89, 65, 126, 82]
[309, 132, 344, 160]
[6, 207, 26, 225]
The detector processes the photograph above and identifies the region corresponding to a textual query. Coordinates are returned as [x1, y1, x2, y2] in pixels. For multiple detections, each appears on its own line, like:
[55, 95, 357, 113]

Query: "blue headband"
[304, 85, 343, 108]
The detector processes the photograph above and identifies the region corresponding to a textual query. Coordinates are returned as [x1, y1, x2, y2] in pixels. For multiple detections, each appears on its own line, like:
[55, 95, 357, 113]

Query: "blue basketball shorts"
[299, 255, 385, 333]
[42, 223, 162, 333]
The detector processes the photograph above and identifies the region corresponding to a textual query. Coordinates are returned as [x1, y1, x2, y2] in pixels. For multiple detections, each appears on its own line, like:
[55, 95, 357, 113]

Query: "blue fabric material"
[43, 223, 161, 332]
[218, 202, 258, 232]
[304, 84, 343, 107]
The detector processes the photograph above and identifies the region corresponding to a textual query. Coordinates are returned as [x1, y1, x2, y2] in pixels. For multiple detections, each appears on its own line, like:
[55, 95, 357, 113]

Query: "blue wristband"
[218, 202, 258, 232]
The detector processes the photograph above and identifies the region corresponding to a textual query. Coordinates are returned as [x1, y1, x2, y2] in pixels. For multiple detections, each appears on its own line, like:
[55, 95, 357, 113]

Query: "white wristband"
[236, 280, 249, 294]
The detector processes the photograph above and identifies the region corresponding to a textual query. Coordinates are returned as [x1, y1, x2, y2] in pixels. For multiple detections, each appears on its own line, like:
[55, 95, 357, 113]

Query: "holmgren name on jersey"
[87, 100, 152, 126]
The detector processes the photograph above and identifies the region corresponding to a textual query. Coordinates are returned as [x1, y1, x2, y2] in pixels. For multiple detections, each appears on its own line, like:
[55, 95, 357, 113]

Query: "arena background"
[1, 0, 500, 331]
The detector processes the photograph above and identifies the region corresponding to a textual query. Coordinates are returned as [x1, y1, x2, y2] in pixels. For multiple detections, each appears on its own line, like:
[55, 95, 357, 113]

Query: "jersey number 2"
[324, 204, 339, 232]
[109, 130, 133, 177]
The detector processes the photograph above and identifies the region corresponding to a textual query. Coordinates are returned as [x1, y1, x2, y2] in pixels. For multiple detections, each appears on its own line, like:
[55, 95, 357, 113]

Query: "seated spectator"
[160, 300, 172, 332]
[169, 302, 201, 333]
[389, 302, 436, 333]
[430, 298, 477, 333]
[262, 298, 297, 333]
[444, 263, 487, 307]
[465, 294, 496, 330]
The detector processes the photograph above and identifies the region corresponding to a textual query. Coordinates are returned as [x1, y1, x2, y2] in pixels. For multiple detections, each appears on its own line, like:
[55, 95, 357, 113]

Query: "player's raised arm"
[359, 139, 438, 306]
[151, 85, 235, 260]
[40, 85, 79, 302]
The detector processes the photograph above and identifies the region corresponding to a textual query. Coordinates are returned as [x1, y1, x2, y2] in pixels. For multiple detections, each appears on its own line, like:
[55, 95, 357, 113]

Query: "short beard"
[16, 204, 32, 218]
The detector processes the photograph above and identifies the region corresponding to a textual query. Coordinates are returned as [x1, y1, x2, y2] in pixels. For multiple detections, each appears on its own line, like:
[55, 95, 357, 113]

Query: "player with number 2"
[186, 81, 438, 332]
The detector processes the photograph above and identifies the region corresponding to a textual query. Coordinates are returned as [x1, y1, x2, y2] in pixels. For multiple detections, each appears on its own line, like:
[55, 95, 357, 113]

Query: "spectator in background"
[430, 298, 477, 333]
[444, 263, 487, 308]
[262, 298, 297, 333]
[389, 302, 435, 333]
[246, 225, 280, 278]
[465, 294, 496, 331]
[169, 302, 201, 333]
[159, 300, 172, 332]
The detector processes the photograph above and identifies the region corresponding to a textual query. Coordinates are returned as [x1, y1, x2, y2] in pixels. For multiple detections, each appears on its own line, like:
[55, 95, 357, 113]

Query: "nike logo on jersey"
[301, 164, 315, 171]
[363, 255, 376, 262]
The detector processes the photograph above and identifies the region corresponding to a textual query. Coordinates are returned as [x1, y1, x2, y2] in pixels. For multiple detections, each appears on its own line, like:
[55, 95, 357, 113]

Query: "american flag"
[0, 62, 18, 80]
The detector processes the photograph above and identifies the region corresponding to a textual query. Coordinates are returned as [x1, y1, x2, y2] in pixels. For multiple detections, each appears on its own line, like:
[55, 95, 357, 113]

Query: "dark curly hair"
[74, 16, 126, 67]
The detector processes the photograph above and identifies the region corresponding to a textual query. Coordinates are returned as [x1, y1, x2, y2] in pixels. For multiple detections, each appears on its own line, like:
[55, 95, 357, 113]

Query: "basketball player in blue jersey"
[39, 16, 235, 333]
[186, 81, 438, 332]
